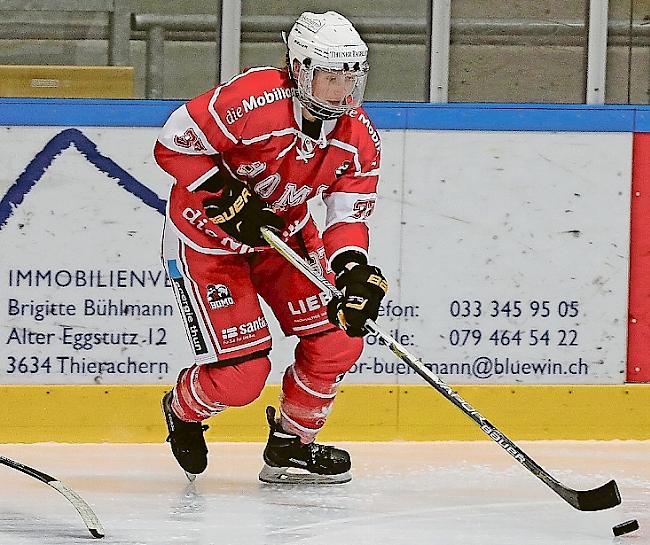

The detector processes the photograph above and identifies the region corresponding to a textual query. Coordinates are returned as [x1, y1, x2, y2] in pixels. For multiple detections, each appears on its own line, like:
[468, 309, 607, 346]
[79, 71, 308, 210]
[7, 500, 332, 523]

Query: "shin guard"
[279, 330, 363, 442]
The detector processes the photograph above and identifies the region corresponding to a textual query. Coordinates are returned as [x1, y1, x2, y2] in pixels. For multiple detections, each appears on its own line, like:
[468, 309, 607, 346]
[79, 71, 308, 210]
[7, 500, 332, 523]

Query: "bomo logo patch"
[206, 283, 234, 310]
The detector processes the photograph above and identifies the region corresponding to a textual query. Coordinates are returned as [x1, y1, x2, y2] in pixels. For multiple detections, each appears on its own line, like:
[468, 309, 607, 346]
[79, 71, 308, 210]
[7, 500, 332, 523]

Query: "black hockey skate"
[161, 390, 208, 481]
[258, 406, 351, 484]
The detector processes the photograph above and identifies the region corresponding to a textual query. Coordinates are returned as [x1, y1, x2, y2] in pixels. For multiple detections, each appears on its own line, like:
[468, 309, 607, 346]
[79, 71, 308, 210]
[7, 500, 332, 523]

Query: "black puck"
[612, 519, 639, 537]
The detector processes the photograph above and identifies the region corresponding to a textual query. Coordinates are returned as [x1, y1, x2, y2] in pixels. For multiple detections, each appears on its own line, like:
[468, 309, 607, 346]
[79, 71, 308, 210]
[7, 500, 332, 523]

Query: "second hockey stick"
[0, 455, 105, 538]
[260, 226, 621, 512]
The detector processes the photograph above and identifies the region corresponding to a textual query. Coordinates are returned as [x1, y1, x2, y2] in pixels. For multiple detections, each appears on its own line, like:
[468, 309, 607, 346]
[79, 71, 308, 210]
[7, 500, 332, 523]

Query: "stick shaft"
[261, 228, 532, 466]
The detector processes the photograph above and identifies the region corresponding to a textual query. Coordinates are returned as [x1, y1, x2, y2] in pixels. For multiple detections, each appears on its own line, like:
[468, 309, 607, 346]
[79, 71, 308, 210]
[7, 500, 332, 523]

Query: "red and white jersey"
[154, 66, 381, 265]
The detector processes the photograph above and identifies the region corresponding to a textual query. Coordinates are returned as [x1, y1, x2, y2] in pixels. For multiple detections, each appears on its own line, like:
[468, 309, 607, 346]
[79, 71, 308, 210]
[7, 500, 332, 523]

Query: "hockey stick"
[0, 455, 105, 538]
[260, 227, 621, 512]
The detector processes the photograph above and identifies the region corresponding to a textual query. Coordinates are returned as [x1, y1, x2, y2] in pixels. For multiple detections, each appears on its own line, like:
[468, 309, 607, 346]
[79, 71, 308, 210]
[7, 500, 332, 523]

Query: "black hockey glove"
[203, 178, 284, 247]
[327, 251, 388, 337]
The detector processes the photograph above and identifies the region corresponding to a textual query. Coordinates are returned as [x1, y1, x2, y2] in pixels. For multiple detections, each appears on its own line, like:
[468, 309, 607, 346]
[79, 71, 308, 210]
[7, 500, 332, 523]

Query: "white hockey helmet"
[285, 11, 369, 120]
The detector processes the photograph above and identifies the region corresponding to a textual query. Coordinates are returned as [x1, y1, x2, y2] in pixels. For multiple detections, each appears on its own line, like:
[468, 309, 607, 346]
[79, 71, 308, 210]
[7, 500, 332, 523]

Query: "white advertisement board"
[0, 127, 631, 384]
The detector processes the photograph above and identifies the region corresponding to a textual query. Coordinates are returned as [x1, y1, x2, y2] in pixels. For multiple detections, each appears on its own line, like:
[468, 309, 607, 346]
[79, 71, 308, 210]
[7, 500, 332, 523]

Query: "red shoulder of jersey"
[333, 106, 381, 174]
[185, 67, 295, 150]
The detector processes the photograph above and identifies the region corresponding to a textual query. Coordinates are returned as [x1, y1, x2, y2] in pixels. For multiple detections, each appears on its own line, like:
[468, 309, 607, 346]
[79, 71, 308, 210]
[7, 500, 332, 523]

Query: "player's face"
[311, 69, 357, 106]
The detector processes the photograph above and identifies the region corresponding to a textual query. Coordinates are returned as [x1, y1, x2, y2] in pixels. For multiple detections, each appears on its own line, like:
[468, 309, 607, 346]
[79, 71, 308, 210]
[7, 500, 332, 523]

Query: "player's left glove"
[327, 251, 388, 337]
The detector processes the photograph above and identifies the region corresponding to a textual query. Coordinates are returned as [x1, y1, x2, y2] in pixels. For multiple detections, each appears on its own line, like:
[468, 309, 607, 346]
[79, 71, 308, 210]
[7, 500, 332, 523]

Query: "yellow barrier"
[0, 384, 648, 443]
[0, 65, 134, 98]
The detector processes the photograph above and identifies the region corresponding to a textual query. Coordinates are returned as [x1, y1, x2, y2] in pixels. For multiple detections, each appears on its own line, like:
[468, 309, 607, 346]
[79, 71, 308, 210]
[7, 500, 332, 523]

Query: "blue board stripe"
[633, 110, 650, 132]
[402, 105, 635, 132]
[0, 98, 184, 127]
[3, 97, 650, 131]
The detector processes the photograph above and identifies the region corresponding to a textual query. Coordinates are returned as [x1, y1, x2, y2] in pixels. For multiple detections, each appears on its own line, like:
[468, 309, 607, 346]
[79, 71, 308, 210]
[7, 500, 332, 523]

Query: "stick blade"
[89, 528, 105, 539]
[49, 480, 105, 538]
[572, 480, 621, 511]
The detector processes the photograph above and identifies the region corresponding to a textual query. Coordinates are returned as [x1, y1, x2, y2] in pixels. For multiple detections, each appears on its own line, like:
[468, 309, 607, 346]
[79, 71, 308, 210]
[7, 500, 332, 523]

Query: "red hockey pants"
[162, 219, 363, 442]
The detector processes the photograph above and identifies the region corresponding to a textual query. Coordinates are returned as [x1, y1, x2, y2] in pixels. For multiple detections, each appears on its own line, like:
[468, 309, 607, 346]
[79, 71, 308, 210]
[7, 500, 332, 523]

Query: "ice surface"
[0, 441, 648, 544]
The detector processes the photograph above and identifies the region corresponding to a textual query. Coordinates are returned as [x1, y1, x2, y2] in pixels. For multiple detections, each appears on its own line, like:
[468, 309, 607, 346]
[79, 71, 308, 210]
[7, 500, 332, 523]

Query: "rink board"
[0, 127, 632, 385]
[0, 383, 648, 442]
[0, 102, 646, 386]
[1, 100, 650, 442]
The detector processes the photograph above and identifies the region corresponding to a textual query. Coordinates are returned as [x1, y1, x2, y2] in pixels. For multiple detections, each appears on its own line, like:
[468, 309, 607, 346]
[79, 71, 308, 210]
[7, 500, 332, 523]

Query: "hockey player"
[155, 11, 388, 484]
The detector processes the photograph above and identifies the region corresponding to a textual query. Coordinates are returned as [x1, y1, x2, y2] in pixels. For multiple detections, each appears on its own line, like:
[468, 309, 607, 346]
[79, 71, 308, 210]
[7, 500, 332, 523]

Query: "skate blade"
[258, 464, 351, 485]
[184, 471, 197, 482]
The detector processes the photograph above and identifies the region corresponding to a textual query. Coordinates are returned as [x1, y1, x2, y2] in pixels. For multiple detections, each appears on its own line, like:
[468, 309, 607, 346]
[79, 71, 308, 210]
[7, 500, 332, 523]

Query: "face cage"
[296, 64, 368, 121]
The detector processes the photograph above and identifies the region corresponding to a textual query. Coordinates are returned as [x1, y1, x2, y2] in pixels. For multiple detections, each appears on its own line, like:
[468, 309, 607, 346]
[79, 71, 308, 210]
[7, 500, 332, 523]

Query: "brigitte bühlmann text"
[8, 297, 174, 320]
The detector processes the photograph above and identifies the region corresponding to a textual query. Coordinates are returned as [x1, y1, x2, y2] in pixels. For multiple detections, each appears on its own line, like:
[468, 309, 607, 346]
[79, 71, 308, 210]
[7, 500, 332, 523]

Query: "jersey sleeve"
[322, 119, 381, 268]
[154, 73, 255, 189]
